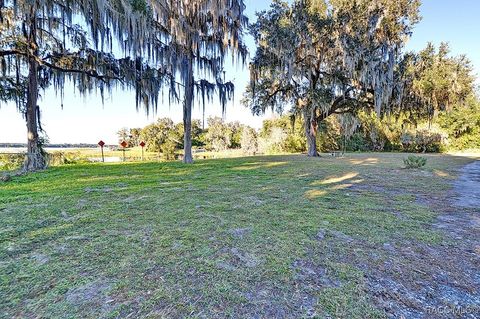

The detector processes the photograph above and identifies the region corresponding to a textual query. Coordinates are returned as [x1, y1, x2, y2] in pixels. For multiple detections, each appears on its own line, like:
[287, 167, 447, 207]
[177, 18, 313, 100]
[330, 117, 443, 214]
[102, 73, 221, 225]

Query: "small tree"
[240, 127, 258, 155]
[259, 127, 288, 155]
[140, 118, 175, 154]
[117, 128, 130, 145]
[129, 128, 142, 147]
[396, 43, 476, 122]
[228, 121, 244, 148]
[205, 117, 231, 152]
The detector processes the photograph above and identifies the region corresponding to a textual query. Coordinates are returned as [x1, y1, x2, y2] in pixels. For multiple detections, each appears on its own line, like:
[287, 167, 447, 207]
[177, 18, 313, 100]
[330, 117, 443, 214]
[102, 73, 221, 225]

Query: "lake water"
[0, 147, 95, 154]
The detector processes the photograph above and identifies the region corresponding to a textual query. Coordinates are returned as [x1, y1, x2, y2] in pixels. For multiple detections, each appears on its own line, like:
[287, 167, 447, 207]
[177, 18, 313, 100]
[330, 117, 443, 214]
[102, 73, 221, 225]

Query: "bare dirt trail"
[349, 159, 480, 319]
[453, 160, 480, 210]
[418, 159, 480, 319]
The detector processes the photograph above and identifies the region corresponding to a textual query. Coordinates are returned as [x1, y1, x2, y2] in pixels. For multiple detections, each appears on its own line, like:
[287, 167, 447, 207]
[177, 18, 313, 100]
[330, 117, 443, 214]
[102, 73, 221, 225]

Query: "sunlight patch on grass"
[231, 161, 288, 170]
[312, 172, 359, 185]
[304, 189, 328, 199]
[348, 157, 379, 165]
[433, 169, 450, 177]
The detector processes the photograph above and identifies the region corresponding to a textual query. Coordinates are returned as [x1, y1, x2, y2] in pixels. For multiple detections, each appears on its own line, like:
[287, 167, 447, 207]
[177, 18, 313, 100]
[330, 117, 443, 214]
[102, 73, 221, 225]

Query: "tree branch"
[0, 49, 25, 57]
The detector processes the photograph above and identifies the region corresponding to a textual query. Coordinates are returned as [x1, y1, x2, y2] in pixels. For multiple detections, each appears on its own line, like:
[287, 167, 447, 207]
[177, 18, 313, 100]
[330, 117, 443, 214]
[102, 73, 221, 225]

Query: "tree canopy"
[244, 0, 420, 155]
[0, 0, 248, 169]
[0, 0, 165, 170]
[396, 42, 476, 122]
[149, 0, 248, 162]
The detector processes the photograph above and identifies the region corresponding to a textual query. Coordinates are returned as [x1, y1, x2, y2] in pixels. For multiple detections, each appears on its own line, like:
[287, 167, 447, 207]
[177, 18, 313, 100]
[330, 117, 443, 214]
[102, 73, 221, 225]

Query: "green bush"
[240, 127, 259, 155]
[447, 133, 480, 150]
[400, 131, 416, 152]
[284, 134, 306, 153]
[0, 153, 24, 171]
[160, 140, 177, 160]
[259, 127, 288, 154]
[345, 133, 371, 152]
[414, 129, 444, 153]
[403, 155, 427, 169]
[48, 151, 87, 166]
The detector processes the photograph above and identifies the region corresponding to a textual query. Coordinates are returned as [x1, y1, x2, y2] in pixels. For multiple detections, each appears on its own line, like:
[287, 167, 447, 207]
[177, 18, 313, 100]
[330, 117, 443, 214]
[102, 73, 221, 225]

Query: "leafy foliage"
[403, 155, 427, 169]
[240, 126, 258, 155]
[398, 43, 475, 121]
[138, 118, 183, 159]
[437, 96, 480, 150]
[244, 0, 420, 155]
[259, 127, 288, 154]
[204, 117, 232, 152]
[259, 116, 306, 153]
[0, 153, 24, 171]
[117, 127, 143, 147]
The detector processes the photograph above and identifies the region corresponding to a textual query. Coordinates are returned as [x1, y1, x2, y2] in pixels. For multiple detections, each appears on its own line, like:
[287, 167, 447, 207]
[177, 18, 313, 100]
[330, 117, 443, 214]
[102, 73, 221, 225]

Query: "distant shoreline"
[0, 144, 115, 154]
[0, 143, 112, 149]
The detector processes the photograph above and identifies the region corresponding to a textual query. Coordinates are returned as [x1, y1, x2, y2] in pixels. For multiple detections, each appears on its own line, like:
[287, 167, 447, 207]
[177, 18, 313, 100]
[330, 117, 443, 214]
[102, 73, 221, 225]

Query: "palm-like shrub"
[403, 155, 427, 169]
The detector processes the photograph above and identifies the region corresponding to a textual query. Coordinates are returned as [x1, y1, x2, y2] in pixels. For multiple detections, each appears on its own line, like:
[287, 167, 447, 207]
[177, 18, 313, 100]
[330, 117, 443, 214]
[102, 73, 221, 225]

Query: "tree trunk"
[23, 13, 47, 171]
[182, 57, 194, 164]
[304, 109, 319, 157]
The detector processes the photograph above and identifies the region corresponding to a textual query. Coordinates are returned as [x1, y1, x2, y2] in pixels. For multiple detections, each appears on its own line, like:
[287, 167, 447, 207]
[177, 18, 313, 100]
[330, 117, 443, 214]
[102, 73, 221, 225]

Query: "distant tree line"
[117, 118, 253, 159]
[0, 143, 107, 149]
[117, 92, 480, 158]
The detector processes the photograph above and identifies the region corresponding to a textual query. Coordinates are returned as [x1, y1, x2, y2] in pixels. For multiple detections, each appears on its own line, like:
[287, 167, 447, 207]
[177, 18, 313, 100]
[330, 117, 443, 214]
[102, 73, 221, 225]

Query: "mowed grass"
[0, 153, 475, 318]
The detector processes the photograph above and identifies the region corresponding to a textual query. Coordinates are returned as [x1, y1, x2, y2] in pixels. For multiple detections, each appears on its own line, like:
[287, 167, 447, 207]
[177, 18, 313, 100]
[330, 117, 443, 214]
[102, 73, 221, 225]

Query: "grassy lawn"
[0, 153, 476, 318]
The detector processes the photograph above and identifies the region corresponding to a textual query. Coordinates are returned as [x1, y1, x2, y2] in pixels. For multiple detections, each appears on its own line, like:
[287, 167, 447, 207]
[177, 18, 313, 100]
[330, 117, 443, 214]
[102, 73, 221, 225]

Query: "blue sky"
[1, 0, 479, 144]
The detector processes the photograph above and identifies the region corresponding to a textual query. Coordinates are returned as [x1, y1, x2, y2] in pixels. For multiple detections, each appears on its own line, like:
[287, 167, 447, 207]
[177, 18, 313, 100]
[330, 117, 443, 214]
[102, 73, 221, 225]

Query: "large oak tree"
[244, 0, 420, 156]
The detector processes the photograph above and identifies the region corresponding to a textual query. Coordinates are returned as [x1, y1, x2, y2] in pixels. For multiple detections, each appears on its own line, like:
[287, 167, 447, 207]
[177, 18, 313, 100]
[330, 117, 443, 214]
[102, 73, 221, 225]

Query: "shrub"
[283, 134, 305, 153]
[400, 127, 448, 153]
[161, 140, 177, 160]
[345, 133, 370, 152]
[403, 155, 427, 169]
[0, 153, 25, 171]
[205, 117, 232, 152]
[400, 131, 416, 152]
[48, 151, 87, 166]
[240, 127, 258, 155]
[317, 118, 340, 152]
[414, 129, 444, 153]
[259, 127, 288, 154]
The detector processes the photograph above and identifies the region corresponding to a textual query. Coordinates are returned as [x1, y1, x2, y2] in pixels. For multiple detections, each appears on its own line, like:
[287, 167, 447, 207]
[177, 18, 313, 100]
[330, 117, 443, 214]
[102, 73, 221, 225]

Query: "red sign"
[139, 141, 146, 147]
[98, 140, 105, 147]
[120, 141, 128, 148]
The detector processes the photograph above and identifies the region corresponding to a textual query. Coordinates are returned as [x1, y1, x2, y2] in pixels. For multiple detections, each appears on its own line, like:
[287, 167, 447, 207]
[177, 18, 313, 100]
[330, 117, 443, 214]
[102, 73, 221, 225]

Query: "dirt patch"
[365, 161, 480, 318]
[230, 247, 260, 268]
[65, 280, 115, 315]
[452, 161, 480, 210]
[66, 281, 111, 304]
[303, 160, 480, 318]
[228, 227, 252, 239]
[85, 186, 112, 193]
[31, 252, 49, 265]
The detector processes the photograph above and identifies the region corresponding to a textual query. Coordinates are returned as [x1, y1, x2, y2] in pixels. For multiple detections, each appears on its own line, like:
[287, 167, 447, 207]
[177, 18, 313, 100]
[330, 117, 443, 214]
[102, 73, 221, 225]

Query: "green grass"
[0, 153, 475, 318]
